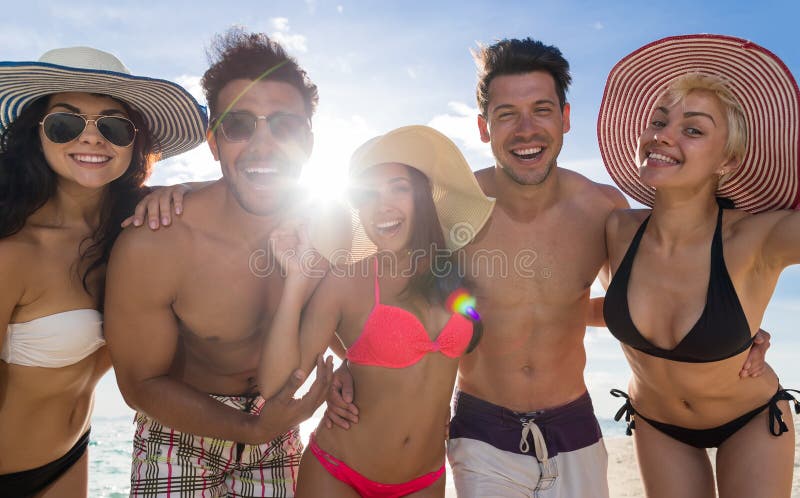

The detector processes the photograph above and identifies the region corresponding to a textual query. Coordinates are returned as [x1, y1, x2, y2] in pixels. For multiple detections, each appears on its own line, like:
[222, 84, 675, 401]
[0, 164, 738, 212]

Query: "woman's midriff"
[0, 352, 105, 473]
[312, 359, 456, 484]
[625, 347, 781, 429]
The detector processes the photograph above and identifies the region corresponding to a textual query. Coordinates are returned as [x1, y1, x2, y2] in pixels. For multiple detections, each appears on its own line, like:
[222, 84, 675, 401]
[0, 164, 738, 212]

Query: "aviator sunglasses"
[40, 112, 138, 148]
[216, 111, 310, 143]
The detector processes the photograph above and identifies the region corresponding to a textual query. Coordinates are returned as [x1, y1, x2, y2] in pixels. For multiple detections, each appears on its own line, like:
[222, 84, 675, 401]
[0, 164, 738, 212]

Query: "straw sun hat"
[598, 34, 800, 212]
[0, 46, 207, 158]
[310, 125, 495, 264]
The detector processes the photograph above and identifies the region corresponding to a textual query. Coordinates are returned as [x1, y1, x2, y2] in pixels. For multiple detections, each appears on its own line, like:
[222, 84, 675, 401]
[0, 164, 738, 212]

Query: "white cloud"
[146, 145, 220, 187]
[173, 74, 206, 106]
[427, 101, 491, 168]
[268, 17, 308, 54]
[406, 67, 417, 79]
[271, 17, 290, 31]
[271, 32, 309, 53]
[594, 21, 604, 30]
[337, 5, 344, 13]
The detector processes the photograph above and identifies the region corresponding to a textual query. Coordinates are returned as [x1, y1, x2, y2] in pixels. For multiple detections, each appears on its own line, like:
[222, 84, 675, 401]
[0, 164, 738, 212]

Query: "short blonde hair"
[660, 73, 748, 168]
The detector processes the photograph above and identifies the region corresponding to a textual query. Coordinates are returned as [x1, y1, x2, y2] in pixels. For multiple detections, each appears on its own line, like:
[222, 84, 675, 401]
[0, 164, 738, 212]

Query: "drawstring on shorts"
[519, 417, 557, 489]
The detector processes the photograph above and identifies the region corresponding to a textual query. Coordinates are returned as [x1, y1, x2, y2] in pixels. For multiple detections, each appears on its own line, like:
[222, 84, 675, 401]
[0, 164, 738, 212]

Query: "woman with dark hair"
[258, 126, 494, 497]
[598, 35, 800, 497]
[0, 46, 206, 497]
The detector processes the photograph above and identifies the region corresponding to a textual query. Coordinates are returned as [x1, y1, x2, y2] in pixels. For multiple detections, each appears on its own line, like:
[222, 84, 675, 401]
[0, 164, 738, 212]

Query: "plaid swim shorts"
[129, 394, 303, 497]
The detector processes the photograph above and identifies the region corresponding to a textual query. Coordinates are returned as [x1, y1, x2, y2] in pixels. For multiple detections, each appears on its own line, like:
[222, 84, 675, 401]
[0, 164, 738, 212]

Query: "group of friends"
[0, 25, 798, 498]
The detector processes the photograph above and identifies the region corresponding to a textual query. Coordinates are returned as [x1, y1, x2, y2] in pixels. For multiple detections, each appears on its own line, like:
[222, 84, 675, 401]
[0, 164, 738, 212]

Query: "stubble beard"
[498, 159, 556, 186]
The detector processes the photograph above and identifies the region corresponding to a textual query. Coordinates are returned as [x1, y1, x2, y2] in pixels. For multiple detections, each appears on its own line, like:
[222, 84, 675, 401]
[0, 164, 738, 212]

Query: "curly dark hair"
[0, 95, 158, 304]
[473, 38, 571, 117]
[201, 27, 319, 121]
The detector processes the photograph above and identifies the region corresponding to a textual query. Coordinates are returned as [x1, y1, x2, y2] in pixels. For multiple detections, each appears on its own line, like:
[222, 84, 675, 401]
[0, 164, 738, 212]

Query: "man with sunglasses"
[105, 29, 332, 497]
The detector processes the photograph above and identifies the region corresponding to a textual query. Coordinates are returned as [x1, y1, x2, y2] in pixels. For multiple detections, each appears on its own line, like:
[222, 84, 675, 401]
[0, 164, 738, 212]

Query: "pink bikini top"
[345, 260, 474, 369]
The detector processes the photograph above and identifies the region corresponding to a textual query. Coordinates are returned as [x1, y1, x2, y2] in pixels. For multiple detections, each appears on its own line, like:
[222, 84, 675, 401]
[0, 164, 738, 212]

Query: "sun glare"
[298, 115, 374, 202]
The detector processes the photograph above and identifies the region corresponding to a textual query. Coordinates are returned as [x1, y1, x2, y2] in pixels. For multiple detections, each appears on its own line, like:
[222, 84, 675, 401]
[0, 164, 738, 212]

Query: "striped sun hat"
[598, 34, 800, 213]
[0, 46, 207, 159]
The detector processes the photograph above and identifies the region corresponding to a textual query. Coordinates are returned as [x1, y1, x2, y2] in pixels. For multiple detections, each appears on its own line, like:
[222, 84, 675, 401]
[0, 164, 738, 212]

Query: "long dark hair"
[0, 95, 158, 305]
[402, 165, 483, 352]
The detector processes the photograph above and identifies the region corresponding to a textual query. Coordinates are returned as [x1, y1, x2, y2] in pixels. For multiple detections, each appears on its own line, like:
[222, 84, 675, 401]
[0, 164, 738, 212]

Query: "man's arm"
[586, 297, 606, 328]
[105, 227, 263, 443]
[587, 184, 629, 328]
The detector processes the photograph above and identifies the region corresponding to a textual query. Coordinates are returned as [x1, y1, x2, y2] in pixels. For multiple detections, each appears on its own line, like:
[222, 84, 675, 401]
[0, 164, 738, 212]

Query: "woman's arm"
[0, 243, 25, 355]
[761, 209, 800, 269]
[121, 181, 215, 229]
[257, 224, 341, 400]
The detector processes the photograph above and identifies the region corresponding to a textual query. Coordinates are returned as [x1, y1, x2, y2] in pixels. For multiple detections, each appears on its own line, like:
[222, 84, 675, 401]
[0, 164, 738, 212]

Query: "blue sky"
[6, 1, 800, 418]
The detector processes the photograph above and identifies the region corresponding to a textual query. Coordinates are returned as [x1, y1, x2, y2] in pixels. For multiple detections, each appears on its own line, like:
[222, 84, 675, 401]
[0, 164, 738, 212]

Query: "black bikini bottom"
[611, 389, 799, 449]
[0, 430, 90, 498]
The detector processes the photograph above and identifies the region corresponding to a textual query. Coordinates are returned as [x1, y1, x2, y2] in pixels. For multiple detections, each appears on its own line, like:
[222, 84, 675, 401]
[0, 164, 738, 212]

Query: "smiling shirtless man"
[105, 29, 331, 497]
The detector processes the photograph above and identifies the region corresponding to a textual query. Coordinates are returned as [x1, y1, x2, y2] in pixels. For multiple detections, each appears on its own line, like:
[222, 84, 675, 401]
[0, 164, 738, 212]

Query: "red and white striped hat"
[598, 34, 800, 213]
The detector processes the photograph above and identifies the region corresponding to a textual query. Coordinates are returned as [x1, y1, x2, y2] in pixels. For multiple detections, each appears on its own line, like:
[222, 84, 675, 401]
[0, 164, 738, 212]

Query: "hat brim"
[0, 61, 207, 159]
[598, 34, 800, 213]
[311, 126, 495, 264]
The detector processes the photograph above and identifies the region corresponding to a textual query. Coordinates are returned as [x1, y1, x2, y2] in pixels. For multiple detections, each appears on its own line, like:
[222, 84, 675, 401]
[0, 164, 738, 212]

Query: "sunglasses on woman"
[39, 112, 138, 148]
[216, 111, 310, 143]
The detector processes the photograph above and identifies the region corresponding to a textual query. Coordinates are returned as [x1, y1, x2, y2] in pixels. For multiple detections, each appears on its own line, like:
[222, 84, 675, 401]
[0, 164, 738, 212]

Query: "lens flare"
[446, 288, 480, 321]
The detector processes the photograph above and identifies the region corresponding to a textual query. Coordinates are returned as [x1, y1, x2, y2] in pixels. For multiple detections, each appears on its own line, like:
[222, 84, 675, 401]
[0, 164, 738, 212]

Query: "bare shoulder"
[559, 169, 628, 210]
[111, 181, 223, 262]
[322, 258, 374, 311]
[474, 167, 496, 197]
[606, 208, 650, 241]
[725, 207, 793, 240]
[0, 234, 35, 302]
[112, 214, 192, 262]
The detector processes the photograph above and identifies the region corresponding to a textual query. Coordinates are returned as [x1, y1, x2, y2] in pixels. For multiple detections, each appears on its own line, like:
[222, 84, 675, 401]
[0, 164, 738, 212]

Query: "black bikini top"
[604, 206, 754, 363]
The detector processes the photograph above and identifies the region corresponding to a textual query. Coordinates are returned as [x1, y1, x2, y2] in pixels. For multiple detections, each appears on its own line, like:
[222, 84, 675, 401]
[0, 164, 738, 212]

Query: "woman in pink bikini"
[259, 125, 495, 497]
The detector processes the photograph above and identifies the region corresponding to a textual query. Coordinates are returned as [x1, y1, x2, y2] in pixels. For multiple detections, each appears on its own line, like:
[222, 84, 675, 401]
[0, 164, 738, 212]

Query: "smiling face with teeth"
[208, 79, 313, 216]
[478, 71, 570, 186]
[637, 90, 737, 193]
[39, 92, 134, 190]
[355, 163, 417, 254]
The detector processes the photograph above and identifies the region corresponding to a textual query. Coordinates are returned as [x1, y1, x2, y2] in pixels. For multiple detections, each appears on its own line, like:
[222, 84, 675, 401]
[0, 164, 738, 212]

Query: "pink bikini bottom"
[308, 434, 445, 497]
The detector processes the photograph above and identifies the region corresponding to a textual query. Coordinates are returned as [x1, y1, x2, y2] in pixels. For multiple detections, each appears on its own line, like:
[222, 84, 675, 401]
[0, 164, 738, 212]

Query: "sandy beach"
[607, 417, 800, 498]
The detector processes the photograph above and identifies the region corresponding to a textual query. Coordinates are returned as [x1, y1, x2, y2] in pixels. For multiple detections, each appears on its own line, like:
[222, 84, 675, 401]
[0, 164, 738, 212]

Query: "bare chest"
[465, 213, 605, 308]
[14, 243, 99, 320]
[172, 243, 284, 342]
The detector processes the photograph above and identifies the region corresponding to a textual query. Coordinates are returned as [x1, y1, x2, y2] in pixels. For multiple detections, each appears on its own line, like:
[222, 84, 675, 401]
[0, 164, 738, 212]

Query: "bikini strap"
[768, 389, 800, 437]
[372, 257, 381, 305]
[610, 389, 636, 436]
[612, 214, 651, 294]
[710, 205, 725, 273]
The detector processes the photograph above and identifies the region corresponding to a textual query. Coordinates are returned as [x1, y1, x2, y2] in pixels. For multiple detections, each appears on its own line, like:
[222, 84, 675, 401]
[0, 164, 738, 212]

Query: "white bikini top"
[1, 309, 105, 368]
